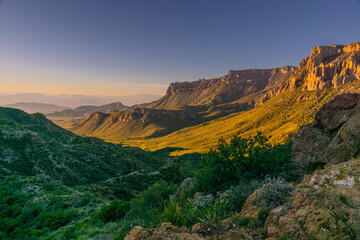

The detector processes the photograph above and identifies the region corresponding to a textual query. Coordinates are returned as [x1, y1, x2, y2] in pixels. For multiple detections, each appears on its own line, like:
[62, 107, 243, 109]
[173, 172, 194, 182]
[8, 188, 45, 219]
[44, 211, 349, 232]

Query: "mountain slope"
[72, 108, 201, 141]
[71, 67, 295, 141]
[69, 41, 360, 155]
[2, 102, 67, 114]
[47, 101, 129, 129]
[0, 107, 162, 185]
[47, 102, 128, 118]
[122, 41, 360, 154]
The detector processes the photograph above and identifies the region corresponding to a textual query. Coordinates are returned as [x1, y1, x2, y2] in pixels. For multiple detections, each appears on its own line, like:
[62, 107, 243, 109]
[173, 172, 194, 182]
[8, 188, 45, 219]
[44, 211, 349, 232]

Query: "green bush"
[225, 180, 262, 212]
[124, 181, 177, 226]
[195, 132, 291, 193]
[152, 200, 218, 228]
[97, 200, 130, 223]
[257, 207, 270, 226]
[233, 216, 250, 227]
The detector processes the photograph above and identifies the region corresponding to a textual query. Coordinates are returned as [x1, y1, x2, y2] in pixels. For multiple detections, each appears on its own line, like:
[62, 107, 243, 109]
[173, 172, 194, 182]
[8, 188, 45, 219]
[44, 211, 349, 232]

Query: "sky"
[0, 0, 360, 97]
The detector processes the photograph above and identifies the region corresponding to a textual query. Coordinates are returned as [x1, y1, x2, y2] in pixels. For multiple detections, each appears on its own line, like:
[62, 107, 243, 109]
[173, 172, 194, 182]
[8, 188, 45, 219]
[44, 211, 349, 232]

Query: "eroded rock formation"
[150, 67, 295, 110]
[287, 42, 360, 91]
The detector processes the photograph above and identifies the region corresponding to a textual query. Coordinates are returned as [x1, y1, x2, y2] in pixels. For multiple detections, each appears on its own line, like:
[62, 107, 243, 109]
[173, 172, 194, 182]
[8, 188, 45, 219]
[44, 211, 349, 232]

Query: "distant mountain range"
[3, 102, 67, 114]
[70, 41, 360, 155]
[0, 93, 161, 108]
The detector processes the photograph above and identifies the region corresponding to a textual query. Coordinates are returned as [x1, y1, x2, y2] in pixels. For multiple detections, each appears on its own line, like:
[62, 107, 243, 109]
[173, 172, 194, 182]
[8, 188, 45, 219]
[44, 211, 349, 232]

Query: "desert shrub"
[152, 201, 196, 227]
[124, 181, 177, 226]
[257, 177, 294, 209]
[233, 216, 250, 227]
[215, 180, 262, 218]
[159, 163, 183, 184]
[195, 132, 291, 193]
[113, 226, 128, 240]
[152, 200, 218, 228]
[257, 207, 270, 226]
[38, 209, 80, 231]
[97, 200, 130, 223]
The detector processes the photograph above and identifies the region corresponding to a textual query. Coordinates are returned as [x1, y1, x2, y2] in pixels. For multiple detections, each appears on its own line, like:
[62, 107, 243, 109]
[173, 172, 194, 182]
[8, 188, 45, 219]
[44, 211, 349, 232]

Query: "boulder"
[291, 93, 360, 169]
[314, 93, 360, 133]
[124, 223, 205, 240]
[174, 177, 196, 198]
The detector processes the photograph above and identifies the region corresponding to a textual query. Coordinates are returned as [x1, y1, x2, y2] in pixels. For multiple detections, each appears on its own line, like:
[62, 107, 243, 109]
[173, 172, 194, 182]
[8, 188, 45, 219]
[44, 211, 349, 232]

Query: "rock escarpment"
[291, 93, 360, 169]
[287, 42, 360, 91]
[149, 67, 295, 110]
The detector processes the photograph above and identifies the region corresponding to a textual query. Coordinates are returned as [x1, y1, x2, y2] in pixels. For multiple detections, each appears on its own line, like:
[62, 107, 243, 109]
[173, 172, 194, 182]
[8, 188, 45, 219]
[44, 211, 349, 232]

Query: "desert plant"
[232, 216, 250, 227]
[124, 181, 177, 226]
[97, 200, 130, 223]
[257, 207, 270, 226]
[199, 211, 218, 227]
[257, 177, 294, 209]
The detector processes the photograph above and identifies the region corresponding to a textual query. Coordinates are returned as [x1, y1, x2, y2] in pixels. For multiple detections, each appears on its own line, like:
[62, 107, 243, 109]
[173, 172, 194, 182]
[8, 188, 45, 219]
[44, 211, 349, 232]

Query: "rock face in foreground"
[266, 158, 360, 239]
[291, 93, 360, 168]
[124, 222, 261, 240]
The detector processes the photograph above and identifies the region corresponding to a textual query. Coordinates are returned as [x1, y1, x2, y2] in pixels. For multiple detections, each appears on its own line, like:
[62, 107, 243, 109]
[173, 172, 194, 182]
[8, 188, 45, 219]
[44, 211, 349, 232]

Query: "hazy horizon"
[0, 92, 162, 107]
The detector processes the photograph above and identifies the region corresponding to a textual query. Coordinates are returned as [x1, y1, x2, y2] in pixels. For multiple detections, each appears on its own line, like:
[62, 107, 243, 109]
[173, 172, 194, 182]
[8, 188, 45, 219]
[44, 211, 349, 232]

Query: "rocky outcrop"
[291, 93, 360, 168]
[78, 107, 199, 126]
[104, 107, 198, 124]
[124, 222, 263, 240]
[149, 66, 295, 110]
[88, 112, 110, 124]
[265, 158, 360, 239]
[125, 223, 203, 240]
[287, 42, 360, 91]
[174, 177, 196, 198]
[72, 107, 201, 139]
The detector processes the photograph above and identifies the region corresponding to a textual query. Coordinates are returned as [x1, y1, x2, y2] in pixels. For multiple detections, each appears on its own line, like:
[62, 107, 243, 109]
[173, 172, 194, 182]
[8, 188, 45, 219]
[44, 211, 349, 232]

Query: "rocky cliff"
[149, 67, 295, 111]
[286, 42, 360, 91]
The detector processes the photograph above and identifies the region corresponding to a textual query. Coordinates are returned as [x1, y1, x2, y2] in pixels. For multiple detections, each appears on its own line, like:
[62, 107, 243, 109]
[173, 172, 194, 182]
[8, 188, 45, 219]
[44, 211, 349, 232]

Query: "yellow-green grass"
[118, 81, 360, 155]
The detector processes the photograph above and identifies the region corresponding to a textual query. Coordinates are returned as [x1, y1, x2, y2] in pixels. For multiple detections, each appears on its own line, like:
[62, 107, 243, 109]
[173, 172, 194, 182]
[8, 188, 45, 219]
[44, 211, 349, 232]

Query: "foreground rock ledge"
[266, 158, 360, 239]
[124, 222, 261, 240]
[125, 158, 360, 240]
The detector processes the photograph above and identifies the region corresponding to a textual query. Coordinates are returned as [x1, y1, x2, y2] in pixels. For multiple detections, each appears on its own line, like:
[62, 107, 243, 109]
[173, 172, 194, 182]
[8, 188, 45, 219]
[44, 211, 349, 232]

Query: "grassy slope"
[71, 109, 213, 142]
[0, 107, 186, 239]
[0, 107, 163, 185]
[0, 175, 123, 240]
[120, 81, 360, 155]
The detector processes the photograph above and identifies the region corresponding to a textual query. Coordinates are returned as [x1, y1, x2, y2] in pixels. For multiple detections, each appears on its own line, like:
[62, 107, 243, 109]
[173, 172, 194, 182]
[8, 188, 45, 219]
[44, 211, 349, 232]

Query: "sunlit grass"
[118, 81, 360, 155]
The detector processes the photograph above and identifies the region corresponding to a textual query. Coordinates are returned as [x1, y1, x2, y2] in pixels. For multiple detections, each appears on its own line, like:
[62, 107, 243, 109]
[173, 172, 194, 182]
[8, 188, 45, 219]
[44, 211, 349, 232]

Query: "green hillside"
[0, 107, 190, 239]
[0, 107, 163, 185]
[72, 108, 207, 142]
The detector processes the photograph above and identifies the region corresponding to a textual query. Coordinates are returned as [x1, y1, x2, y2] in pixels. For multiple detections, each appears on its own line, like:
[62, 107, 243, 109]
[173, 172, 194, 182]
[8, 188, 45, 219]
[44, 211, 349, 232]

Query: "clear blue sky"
[0, 0, 360, 96]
